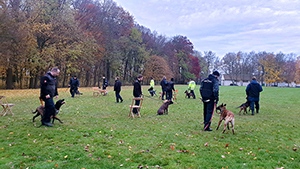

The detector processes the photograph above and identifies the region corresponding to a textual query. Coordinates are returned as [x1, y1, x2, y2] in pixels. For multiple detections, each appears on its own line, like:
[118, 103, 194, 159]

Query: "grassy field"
[0, 85, 299, 169]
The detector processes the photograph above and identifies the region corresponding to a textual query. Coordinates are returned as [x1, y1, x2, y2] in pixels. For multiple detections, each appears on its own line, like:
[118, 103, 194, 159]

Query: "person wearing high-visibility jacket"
[148, 77, 155, 96]
[188, 78, 196, 99]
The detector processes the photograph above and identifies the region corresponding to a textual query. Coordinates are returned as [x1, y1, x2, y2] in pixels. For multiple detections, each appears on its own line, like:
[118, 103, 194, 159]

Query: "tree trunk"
[6, 68, 13, 89]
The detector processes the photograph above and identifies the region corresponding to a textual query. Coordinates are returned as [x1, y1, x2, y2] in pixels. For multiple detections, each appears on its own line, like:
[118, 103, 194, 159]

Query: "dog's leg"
[239, 108, 242, 116]
[231, 118, 235, 134]
[222, 118, 229, 133]
[32, 113, 40, 122]
[216, 119, 222, 130]
[54, 116, 63, 123]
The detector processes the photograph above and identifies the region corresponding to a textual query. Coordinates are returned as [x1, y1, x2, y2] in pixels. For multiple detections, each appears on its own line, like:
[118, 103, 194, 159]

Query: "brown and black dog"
[237, 99, 251, 115]
[184, 90, 194, 98]
[32, 99, 65, 124]
[216, 103, 235, 134]
[157, 100, 173, 115]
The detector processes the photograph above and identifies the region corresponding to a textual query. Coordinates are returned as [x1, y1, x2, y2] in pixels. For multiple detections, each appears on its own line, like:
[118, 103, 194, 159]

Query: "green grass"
[0, 85, 299, 169]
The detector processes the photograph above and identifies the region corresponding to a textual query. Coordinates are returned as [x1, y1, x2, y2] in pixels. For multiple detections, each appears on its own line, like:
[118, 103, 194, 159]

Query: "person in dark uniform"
[160, 76, 167, 100]
[102, 76, 108, 90]
[246, 76, 263, 115]
[40, 67, 60, 127]
[166, 78, 175, 100]
[133, 74, 143, 116]
[200, 71, 220, 131]
[114, 77, 123, 103]
[68, 75, 80, 98]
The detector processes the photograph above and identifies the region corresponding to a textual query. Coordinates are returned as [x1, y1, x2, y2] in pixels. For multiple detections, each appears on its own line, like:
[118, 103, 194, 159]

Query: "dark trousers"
[203, 100, 215, 129]
[133, 99, 140, 114]
[115, 91, 123, 102]
[42, 98, 55, 124]
[103, 86, 106, 90]
[250, 101, 259, 113]
[166, 90, 173, 100]
[190, 90, 196, 99]
[148, 87, 154, 96]
[161, 89, 167, 100]
[70, 87, 78, 97]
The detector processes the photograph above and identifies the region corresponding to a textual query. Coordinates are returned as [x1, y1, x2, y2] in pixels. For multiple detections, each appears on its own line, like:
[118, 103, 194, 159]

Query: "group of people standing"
[40, 67, 262, 130]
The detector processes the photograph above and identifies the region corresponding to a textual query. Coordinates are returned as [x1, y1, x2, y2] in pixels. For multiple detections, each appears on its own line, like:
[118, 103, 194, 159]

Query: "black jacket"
[200, 74, 219, 101]
[167, 81, 175, 91]
[133, 79, 142, 97]
[246, 80, 263, 98]
[69, 77, 79, 88]
[40, 71, 58, 100]
[160, 78, 167, 89]
[103, 79, 108, 88]
[114, 80, 122, 92]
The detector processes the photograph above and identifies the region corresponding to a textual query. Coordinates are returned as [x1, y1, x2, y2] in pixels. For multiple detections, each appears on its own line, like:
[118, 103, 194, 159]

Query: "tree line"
[0, 0, 299, 89]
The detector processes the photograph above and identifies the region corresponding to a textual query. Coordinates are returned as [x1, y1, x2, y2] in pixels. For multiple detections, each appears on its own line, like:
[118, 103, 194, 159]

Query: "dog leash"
[203, 102, 216, 131]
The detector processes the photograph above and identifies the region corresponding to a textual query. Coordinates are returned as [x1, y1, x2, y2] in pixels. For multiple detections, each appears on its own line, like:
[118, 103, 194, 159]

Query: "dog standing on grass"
[216, 103, 235, 134]
[32, 99, 65, 124]
[184, 90, 194, 98]
[237, 98, 251, 115]
[157, 100, 173, 115]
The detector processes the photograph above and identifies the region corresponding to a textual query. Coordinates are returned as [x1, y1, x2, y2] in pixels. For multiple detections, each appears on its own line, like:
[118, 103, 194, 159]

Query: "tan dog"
[99, 89, 108, 96]
[216, 103, 235, 134]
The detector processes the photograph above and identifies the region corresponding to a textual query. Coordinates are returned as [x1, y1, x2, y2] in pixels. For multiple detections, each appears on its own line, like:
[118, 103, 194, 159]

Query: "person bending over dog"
[200, 71, 220, 131]
[40, 67, 60, 127]
[133, 74, 143, 117]
[188, 78, 196, 99]
[68, 75, 80, 98]
[148, 77, 155, 96]
[246, 76, 263, 115]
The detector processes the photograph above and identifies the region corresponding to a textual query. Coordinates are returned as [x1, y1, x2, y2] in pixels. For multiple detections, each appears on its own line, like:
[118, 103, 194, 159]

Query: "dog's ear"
[224, 104, 226, 107]
[62, 99, 65, 101]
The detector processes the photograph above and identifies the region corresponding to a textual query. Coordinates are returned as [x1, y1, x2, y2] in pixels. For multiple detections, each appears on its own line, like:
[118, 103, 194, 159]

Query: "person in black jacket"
[200, 71, 220, 131]
[166, 78, 175, 100]
[246, 76, 263, 115]
[133, 74, 143, 116]
[114, 77, 123, 103]
[40, 67, 60, 127]
[102, 76, 108, 90]
[68, 75, 80, 98]
[160, 76, 167, 100]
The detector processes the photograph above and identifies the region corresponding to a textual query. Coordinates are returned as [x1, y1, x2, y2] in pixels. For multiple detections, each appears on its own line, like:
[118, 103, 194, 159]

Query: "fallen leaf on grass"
[239, 148, 243, 151]
[293, 148, 297, 151]
[170, 146, 175, 150]
[204, 142, 208, 146]
[64, 155, 68, 159]
[225, 143, 230, 147]
[55, 164, 58, 167]
[221, 155, 225, 158]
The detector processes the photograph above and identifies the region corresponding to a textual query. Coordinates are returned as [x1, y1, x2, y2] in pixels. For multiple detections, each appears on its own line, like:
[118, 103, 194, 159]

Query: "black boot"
[256, 109, 259, 114]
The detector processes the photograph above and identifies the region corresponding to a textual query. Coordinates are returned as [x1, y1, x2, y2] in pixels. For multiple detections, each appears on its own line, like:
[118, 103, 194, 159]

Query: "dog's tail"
[236, 105, 243, 109]
[32, 109, 37, 114]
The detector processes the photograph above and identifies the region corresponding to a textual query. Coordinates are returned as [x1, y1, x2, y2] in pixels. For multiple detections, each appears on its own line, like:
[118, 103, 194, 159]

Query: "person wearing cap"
[246, 76, 263, 115]
[200, 71, 220, 131]
[68, 75, 80, 98]
[188, 78, 196, 99]
[133, 74, 143, 116]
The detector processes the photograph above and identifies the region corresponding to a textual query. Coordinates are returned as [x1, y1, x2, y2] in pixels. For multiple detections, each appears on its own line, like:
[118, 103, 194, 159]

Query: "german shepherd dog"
[184, 90, 194, 98]
[237, 99, 251, 115]
[216, 103, 235, 134]
[157, 100, 173, 115]
[32, 99, 65, 124]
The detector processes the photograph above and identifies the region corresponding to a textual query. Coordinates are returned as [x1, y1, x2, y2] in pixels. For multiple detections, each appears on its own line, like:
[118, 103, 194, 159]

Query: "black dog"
[32, 99, 65, 124]
[184, 90, 194, 98]
[237, 99, 251, 115]
[157, 100, 173, 115]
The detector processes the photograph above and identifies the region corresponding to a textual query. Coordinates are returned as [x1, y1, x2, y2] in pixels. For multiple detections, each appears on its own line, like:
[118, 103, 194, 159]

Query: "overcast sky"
[114, 0, 300, 58]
